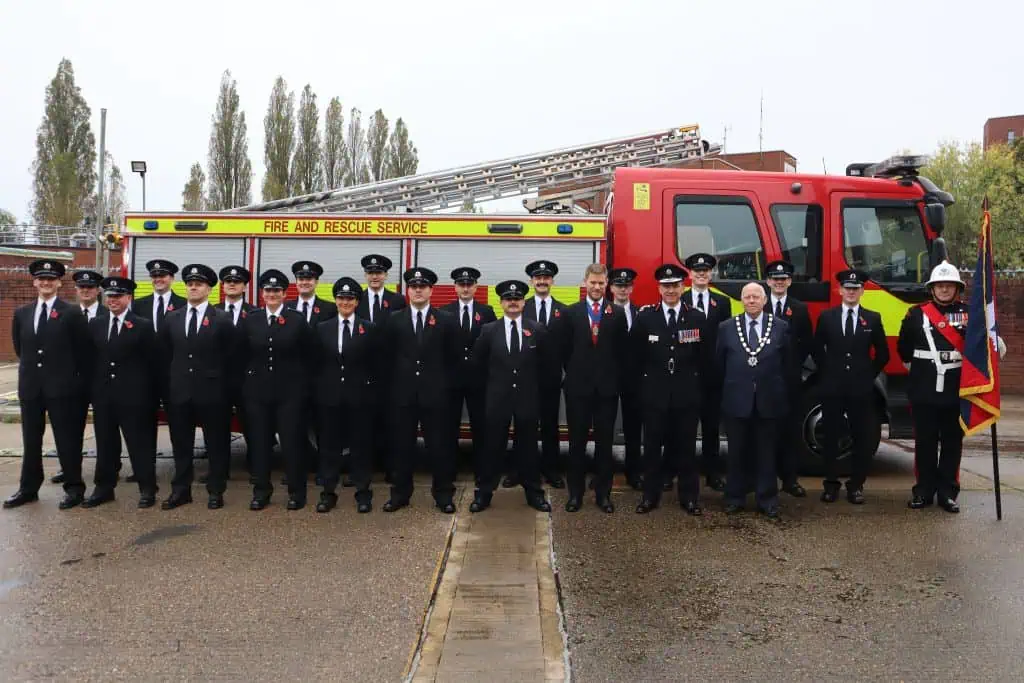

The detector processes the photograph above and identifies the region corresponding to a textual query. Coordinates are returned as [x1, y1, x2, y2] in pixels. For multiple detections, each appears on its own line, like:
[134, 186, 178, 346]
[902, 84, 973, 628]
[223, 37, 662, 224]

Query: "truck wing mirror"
[925, 203, 946, 235]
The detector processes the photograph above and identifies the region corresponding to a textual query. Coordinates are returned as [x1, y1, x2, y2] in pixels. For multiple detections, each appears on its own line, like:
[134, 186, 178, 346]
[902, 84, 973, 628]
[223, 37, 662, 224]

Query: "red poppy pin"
[278, 316, 286, 325]
[428, 316, 436, 326]
[241, 311, 247, 319]
[313, 306, 320, 314]
[785, 307, 793, 316]
[383, 299, 390, 309]
[523, 328, 533, 337]
[49, 310, 58, 319]
[202, 317, 210, 327]
[167, 304, 175, 311]
[124, 320, 133, 329]
[358, 324, 365, 335]
[604, 305, 613, 315]
[859, 318, 867, 327]
[474, 312, 481, 322]
[554, 309, 561, 318]
[710, 299, 717, 307]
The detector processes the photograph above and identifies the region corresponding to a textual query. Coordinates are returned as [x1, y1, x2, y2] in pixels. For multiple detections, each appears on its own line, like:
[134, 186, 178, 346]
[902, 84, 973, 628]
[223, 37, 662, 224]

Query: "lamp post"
[131, 160, 147, 210]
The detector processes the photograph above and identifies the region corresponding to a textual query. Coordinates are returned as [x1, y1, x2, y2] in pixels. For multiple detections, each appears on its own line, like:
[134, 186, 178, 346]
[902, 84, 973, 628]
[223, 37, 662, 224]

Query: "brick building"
[983, 115, 1024, 150]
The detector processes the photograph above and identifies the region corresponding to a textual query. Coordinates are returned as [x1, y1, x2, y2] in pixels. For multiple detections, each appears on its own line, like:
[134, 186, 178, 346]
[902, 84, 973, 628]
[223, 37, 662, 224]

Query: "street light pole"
[131, 161, 148, 211]
[95, 109, 107, 270]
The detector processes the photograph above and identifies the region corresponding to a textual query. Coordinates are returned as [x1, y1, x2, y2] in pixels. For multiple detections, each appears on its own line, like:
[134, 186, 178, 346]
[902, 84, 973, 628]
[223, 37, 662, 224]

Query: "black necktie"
[188, 307, 199, 338]
[749, 319, 759, 346]
[845, 308, 854, 337]
[156, 296, 165, 331]
[302, 300, 310, 321]
[776, 300, 783, 317]
[462, 305, 470, 333]
[228, 303, 236, 324]
[510, 320, 520, 353]
[697, 292, 704, 312]
[37, 302, 48, 333]
[416, 310, 424, 342]
[110, 316, 119, 340]
[667, 308, 676, 328]
[373, 293, 381, 322]
[82, 306, 89, 320]
[539, 299, 547, 326]
[342, 318, 351, 351]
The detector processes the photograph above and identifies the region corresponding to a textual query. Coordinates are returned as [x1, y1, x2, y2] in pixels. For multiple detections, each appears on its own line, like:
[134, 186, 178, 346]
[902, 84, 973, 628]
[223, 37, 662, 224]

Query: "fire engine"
[122, 125, 953, 474]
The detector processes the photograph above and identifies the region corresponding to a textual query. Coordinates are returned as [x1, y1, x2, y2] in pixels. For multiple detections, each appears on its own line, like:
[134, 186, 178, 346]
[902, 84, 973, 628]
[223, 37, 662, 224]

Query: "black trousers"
[478, 412, 544, 501]
[698, 388, 724, 477]
[912, 403, 964, 500]
[18, 395, 85, 496]
[822, 394, 874, 491]
[775, 408, 801, 486]
[93, 398, 158, 494]
[642, 405, 699, 505]
[537, 384, 562, 477]
[390, 402, 454, 504]
[318, 402, 372, 504]
[227, 383, 251, 473]
[724, 414, 778, 510]
[449, 383, 486, 476]
[566, 393, 617, 500]
[167, 400, 230, 496]
[620, 390, 643, 480]
[246, 396, 307, 501]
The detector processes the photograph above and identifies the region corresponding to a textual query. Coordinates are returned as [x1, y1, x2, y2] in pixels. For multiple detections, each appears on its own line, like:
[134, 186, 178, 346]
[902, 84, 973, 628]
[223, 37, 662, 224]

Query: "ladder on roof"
[235, 124, 719, 214]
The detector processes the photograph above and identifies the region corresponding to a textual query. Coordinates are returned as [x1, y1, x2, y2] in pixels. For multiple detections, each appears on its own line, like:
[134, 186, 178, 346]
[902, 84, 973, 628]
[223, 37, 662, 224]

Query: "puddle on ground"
[132, 525, 200, 546]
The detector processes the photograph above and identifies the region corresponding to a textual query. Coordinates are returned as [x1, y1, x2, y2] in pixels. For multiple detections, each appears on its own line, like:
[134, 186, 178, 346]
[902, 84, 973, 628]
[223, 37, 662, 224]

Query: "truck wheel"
[797, 387, 881, 477]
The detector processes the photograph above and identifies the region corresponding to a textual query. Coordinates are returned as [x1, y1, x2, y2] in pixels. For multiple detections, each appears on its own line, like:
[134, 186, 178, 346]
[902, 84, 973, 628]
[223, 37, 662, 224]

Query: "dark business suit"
[215, 300, 256, 471]
[158, 304, 236, 496]
[769, 295, 813, 486]
[716, 313, 793, 511]
[357, 287, 406, 472]
[471, 317, 552, 501]
[442, 300, 496, 474]
[74, 303, 107, 473]
[356, 287, 406, 322]
[617, 301, 643, 483]
[684, 288, 731, 479]
[523, 295, 568, 479]
[813, 306, 889, 491]
[561, 299, 628, 500]
[381, 306, 459, 504]
[88, 311, 159, 494]
[12, 298, 91, 496]
[631, 303, 707, 505]
[315, 316, 379, 503]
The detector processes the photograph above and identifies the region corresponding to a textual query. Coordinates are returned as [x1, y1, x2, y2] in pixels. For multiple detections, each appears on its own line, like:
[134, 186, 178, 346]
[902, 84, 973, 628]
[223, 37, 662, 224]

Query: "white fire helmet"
[926, 261, 964, 289]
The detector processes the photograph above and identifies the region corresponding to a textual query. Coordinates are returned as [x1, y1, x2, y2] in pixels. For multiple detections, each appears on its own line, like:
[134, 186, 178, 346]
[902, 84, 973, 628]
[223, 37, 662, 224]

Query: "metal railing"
[0, 225, 98, 248]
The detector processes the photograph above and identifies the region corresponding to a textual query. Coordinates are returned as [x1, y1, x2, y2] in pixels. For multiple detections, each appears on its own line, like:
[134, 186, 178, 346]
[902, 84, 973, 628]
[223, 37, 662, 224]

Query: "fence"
[0, 224, 99, 248]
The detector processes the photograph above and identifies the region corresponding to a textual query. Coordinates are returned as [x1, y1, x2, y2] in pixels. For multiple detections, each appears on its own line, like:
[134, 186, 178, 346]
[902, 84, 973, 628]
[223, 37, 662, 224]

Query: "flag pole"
[991, 423, 1002, 520]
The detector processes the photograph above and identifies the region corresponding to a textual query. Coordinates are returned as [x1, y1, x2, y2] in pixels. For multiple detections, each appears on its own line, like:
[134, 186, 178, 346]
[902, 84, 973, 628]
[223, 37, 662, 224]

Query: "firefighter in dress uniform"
[813, 269, 889, 504]
[633, 264, 707, 515]
[468, 280, 553, 513]
[442, 267, 497, 482]
[4, 260, 91, 510]
[314, 277, 379, 513]
[82, 277, 160, 508]
[898, 262, 970, 513]
[213, 265, 256, 480]
[609, 267, 643, 491]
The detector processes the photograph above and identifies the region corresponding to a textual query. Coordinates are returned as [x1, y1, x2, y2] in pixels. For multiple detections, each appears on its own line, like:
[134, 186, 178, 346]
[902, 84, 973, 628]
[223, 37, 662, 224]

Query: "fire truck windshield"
[842, 201, 930, 286]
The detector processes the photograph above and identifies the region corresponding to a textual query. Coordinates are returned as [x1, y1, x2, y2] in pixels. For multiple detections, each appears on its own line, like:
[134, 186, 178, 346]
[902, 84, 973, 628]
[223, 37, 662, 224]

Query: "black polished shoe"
[382, 499, 409, 512]
[724, 504, 744, 515]
[682, 500, 703, 516]
[846, 489, 866, 505]
[286, 497, 306, 511]
[58, 492, 85, 510]
[316, 493, 337, 513]
[161, 492, 193, 510]
[565, 496, 581, 513]
[501, 474, 520, 489]
[597, 497, 615, 514]
[626, 476, 644, 492]
[82, 490, 115, 508]
[937, 497, 960, 514]
[469, 496, 490, 513]
[820, 490, 839, 503]
[50, 471, 66, 484]
[782, 482, 807, 498]
[908, 495, 933, 509]
[138, 493, 156, 509]
[635, 499, 658, 514]
[527, 497, 552, 513]
[437, 501, 456, 514]
[705, 476, 726, 492]
[341, 474, 354, 488]
[207, 495, 224, 510]
[3, 490, 40, 509]
[761, 506, 780, 521]
[545, 474, 566, 490]
[125, 473, 139, 484]
[357, 501, 372, 514]
[250, 496, 271, 511]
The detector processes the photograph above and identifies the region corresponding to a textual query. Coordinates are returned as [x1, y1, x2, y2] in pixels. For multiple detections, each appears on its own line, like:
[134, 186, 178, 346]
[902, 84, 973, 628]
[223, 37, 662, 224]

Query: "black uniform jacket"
[356, 287, 407, 320]
[13, 298, 91, 401]
[314, 315, 380, 407]
[684, 288, 732, 387]
[813, 306, 890, 398]
[630, 303, 707, 410]
[560, 299, 628, 398]
[472, 317, 554, 422]
[286, 296, 337, 327]
[134, 292, 187, 329]
[159, 304, 236, 405]
[897, 301, 968, 406]
[442, 300, 497, 388]
[88, 310, 158, 404]
[381, 306, 459, 407]
[239, 307, 315, 398]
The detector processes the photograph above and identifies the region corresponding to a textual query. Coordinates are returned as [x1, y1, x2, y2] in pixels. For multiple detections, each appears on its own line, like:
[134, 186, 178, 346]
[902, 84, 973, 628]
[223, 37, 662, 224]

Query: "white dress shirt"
[504, 315, 524, 351]
[337, 313, 356, 353]
[662, 302, 682, 326]
[458, 300, 474, 325]
[34, 295, 58, 333]
[367, 288, 385, 322]
[770, 294, 787, 316]
[266, 305, 283, 324]
[842, 304, 860, 335]
[410, 304, 431, 332]
[80, 301, 100, 321]
[151, 291, 173, 331]
[108, 310, 128, 339]
[744, 312, 765, 344]
[297, 295, 317, 322]
[533, 295, 551, 321]
[619, 301, 633, 331]
[223, 298, 245, 326]
[690, 288, 710, 311]
[184, 301, 209, 334]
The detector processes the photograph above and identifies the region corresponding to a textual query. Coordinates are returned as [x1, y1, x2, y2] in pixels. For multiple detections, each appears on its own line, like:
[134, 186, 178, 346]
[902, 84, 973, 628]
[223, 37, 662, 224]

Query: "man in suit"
[633, 264, 708, 515]
[609, 267, 643, 490]
[82, 277, 160, 508]
[683, 253, 730, 492]
[717, 282, 795, 520]
[380, 267, 459, 513]
[158, 264, 236, 510]
[561, 264, 627, 513]
[314, 277, 379, 513]
[241, 269, 315, 511]
[213, 265, 256, 479]
[442, 267, 496, 479]
[356, 253, 407, 482]
[813, 269, 889, 504]
[469, 279, 552, 513]
[518, 259, 567, 489]
[51, 268, 108, 486]
[4, 260, 91, 510]
[764, 260, 813, 497]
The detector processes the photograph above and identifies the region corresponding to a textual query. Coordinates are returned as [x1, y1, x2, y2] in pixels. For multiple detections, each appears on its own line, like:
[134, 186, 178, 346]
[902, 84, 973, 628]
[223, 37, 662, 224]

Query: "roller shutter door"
[257, 238, 404, 299]
[131, 236, 247, 301]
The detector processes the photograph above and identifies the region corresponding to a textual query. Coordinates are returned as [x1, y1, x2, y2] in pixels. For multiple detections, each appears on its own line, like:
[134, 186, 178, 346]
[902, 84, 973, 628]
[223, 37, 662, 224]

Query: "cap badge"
[304, 264, 310, 270]
[697, 257, 705, 264]
[230, 268, 238, 275]
[510, 284, 517, 291]
[342, 284, 350, 292]
[539, 263, 546, 269]
[462, 270, 468, 277]
[415, 271, 421, 277]
[666, 268, 673, 275]
[191, 267, 198, 274]
[44, 262, 51, 269]
[269, 277, 277, 284]
[154, 262, 160, 269]
[371, 258, 378, 264]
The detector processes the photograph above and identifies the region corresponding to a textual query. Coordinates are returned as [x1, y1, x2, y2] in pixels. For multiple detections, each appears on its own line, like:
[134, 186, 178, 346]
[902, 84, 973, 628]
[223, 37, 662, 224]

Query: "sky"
[2, 0, 1022, 221]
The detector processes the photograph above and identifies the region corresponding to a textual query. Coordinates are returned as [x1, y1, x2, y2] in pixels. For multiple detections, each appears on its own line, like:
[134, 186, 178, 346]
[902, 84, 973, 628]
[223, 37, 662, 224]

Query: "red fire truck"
[122, 126, 952, 474]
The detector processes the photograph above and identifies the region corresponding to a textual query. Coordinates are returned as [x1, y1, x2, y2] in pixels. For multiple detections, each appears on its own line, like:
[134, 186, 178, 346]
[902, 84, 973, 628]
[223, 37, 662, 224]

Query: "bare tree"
[262, 76, 295, 201]
[207, 70, 253, 210]
[291, 84, 323, 195]
[322, 97, 346, 190]
[386, 117, 419, 179]
[31, 58, 97, 226]
[366, 109, 391, 182]
[343, 107, 370, 186]
[181, 162, 206, 210]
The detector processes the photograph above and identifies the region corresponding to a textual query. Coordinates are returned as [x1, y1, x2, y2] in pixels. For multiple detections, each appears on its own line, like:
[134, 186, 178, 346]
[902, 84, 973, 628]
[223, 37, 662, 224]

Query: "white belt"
[912, 349, 962, 363]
